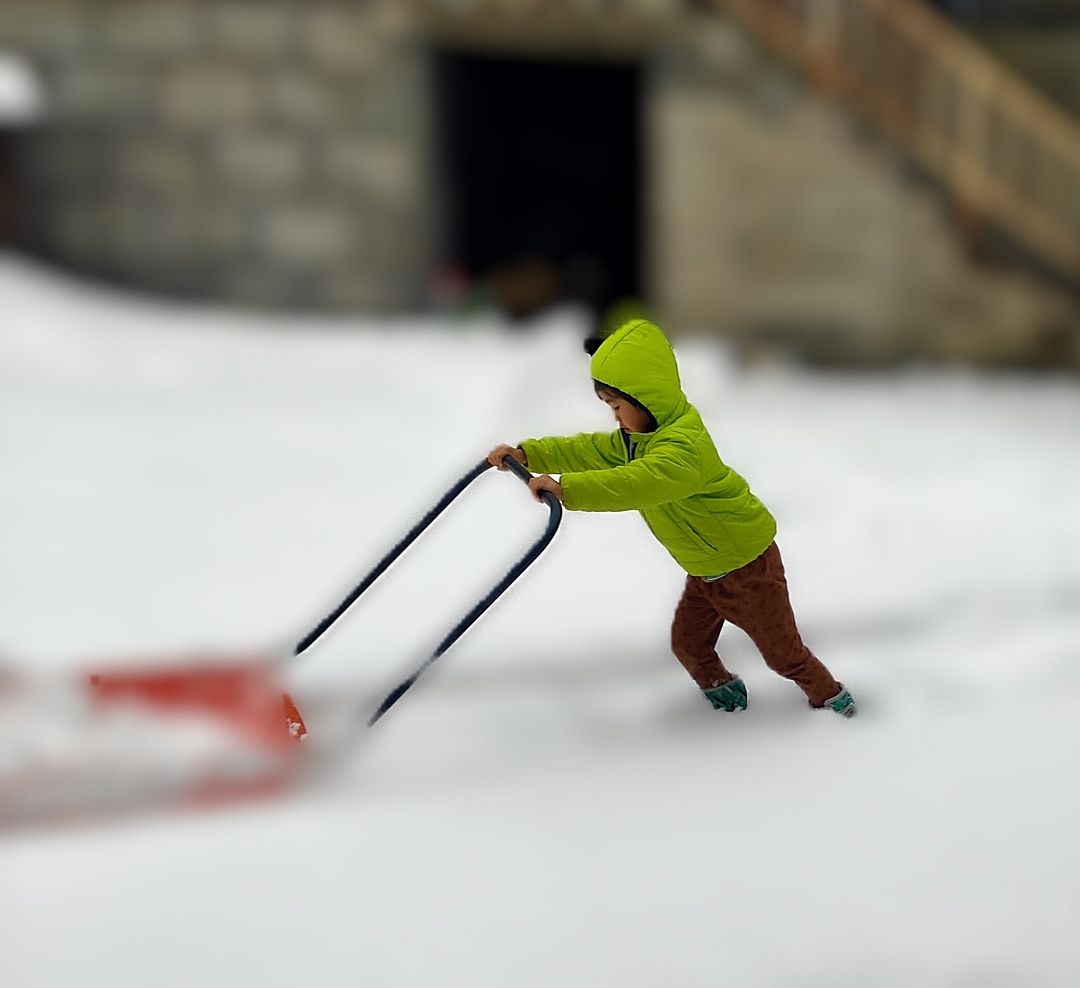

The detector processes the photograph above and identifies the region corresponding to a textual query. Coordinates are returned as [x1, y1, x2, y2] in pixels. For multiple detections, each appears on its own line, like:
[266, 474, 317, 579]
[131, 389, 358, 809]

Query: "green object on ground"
[703, 677, 748, 712]
[823, 685, 857, 718]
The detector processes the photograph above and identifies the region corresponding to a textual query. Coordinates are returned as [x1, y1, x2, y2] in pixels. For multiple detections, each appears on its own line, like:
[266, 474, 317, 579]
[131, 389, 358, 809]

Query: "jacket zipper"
[622, 432, 636, 462]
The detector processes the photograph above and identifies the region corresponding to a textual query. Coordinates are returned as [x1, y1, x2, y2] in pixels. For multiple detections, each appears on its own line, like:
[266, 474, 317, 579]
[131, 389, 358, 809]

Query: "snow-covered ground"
[0, 52, 44, 124]
[2, 252, 1079, 987]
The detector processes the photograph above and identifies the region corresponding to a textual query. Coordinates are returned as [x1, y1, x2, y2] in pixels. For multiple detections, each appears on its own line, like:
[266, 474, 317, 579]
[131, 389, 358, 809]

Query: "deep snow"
[1, 253, 1079, 987]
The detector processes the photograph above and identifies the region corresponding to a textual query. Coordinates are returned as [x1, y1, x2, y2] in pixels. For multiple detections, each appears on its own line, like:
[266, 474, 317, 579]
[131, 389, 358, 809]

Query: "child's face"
[598, 389, 652, 433]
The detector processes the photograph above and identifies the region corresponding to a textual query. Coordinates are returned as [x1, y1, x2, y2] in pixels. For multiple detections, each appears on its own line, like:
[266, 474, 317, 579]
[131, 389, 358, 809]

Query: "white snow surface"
[2, 253, 1079, 986]
[0, 52, 44, 124]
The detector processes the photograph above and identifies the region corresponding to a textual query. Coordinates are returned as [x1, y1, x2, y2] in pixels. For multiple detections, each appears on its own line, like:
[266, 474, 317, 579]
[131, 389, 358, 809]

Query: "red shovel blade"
[87, 655, 308, 746]
[2, 654, 310, 830]
[282, 690, 309, 741]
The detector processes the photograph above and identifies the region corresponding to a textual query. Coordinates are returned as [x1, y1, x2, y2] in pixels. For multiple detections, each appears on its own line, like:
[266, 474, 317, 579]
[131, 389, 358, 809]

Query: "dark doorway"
[0, 134, 20, 244]
[434, 50, 642, 321]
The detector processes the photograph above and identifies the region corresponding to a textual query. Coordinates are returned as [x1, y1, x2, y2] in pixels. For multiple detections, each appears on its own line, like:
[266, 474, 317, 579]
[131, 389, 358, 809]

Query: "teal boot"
[820, 684, 857, 718]
[703, 677, 748, 712]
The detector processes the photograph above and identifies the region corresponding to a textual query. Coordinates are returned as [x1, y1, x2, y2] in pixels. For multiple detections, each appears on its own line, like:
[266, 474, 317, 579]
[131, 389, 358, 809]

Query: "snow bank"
[1, 252, 1078, 987]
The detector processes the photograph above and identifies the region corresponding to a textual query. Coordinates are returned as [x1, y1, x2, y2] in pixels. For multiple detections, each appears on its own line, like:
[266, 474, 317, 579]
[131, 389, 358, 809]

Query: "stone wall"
[648, 16, 1080, 366]
[1, 0, 1076, 366]
[0, 0, 431, 310]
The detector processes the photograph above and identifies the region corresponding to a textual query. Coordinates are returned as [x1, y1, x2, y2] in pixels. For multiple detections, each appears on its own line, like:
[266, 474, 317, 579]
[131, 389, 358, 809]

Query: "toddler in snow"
[487, 318, 856, 717]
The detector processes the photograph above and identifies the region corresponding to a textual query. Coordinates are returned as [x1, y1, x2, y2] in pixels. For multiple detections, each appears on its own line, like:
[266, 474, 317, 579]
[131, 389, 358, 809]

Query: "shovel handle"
[501, 453, 561, 512]
[368, 456, 563, 726]
[294, 454, 556, 658]
[501, 452, 532, 483]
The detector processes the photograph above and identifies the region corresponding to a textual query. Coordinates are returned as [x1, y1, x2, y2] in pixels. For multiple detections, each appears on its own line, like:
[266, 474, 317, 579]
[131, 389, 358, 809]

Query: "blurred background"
[3, 3, 1080, 987]
[2, 0, 1080, 361]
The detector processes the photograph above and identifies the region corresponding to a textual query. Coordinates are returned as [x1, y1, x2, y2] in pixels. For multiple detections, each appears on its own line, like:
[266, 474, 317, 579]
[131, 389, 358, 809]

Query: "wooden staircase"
[711, 0, 1080, 284]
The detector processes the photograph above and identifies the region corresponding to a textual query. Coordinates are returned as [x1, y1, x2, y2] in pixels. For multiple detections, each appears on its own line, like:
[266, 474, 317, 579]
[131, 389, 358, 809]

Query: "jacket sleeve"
[518, 432, 625, 475]
[559, 435, 703, 512]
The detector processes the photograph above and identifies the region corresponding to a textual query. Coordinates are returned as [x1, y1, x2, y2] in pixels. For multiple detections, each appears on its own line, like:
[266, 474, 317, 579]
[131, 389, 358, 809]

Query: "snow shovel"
[290, 454, 562, 725]
[0, 455, 561, 828]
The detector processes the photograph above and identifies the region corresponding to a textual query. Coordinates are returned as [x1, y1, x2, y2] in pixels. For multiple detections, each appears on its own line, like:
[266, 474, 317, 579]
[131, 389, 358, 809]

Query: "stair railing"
[712, 0, 1080, 281]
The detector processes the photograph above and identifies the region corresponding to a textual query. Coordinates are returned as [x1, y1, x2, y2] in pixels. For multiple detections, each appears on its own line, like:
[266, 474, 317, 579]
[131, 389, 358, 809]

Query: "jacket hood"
[589, 319, 687, 429]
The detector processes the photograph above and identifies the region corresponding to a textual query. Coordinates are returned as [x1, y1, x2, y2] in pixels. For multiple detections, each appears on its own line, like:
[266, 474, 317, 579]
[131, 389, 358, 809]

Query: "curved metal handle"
[293, 454, 559, 658]
[368, 457, 563, 726]
[501, 454, 532, 484]
[502, 452, 564, 513]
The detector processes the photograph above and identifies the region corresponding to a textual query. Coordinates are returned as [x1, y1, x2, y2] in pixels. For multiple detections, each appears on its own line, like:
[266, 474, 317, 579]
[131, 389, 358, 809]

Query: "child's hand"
[487, 444, 527, 470]
[528, 475, 564, 504]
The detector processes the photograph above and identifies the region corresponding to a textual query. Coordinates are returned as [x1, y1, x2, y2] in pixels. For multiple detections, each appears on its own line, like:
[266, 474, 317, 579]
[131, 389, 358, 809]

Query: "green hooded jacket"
[519, 320, 777, 577]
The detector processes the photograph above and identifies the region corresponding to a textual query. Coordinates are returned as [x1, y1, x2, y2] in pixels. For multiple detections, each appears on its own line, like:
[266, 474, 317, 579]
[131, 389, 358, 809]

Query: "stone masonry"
[1, 0, 1076, 366]
[0, 0, 429, 310]
[649, 15, 1080, 367]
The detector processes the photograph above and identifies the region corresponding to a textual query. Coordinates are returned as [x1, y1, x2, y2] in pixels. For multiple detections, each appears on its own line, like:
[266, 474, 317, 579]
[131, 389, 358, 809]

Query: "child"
[487, 318, 856, 717]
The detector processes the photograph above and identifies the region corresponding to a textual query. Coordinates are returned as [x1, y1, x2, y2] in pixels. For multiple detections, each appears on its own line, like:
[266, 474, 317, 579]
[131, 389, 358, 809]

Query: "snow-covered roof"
[0, 52, 45, 126]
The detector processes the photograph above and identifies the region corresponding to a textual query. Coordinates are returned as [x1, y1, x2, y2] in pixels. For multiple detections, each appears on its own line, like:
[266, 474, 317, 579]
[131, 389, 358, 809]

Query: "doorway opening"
[434, 49, 643, 321]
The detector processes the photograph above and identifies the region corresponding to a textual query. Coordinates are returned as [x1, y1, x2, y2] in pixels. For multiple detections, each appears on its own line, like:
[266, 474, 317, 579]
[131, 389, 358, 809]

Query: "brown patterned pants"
[670, 542, 840, 707]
